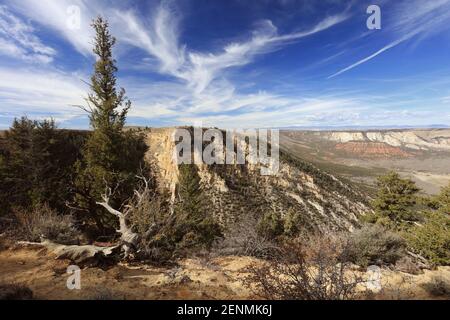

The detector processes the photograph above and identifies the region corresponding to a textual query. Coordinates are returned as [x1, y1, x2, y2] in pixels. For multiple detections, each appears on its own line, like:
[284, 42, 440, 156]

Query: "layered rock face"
[144, 128, 370, 233]
[326, 129, 450, 151]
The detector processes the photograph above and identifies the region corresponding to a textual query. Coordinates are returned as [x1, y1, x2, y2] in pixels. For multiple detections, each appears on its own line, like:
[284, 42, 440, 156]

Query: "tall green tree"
[177, 164, 204, 215]
[74, 17, 146, 233]
[1, 117, 35, 210]
[369, 171, 420, 228]
[173, 164, 222, 250]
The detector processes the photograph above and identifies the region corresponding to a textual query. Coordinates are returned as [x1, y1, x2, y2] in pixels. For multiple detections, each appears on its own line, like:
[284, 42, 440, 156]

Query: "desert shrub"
[12, 204, 79, 244]
[127, 185, 176, 263]
[394, 256, 422, 275]
[257, 208, 308, 240]
[403, 210, 450, 266]
[422, 276, 450, 298]
[257, 211, 284, 239]
[126, 169, 221, 263]
[245, 234, 364, 300]
[214, 215, 280, 259]
[343, 224, 406, 267]
[0, 283, 33, 300]
[283, 208, 304, 236]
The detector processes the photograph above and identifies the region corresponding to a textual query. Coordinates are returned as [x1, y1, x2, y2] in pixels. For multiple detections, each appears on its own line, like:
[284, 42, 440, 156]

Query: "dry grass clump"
[213, 215, 280, 259]
[422, 276, 450, 298]
[12, 204, 78, 244]
[343, 224, 406, 267]
[245, 233, 365, 300]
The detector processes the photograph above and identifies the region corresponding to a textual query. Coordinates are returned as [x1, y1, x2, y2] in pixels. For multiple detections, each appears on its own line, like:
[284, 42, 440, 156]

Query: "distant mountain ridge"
[275, 125, 450, 131]
[282, 129, 450, 152]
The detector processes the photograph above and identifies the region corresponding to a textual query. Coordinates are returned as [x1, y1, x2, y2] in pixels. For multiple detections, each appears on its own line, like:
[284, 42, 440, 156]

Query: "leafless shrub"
[395, 256, 422, 275]
[123, 178, 175, 262]
[245, 234, 365, 300]
[422, 276, 450, 298]
[13, 204, 78, 244]
[0, 283, 33, 300]
[214, 215, 280, 259]
[343, 224, 406, 267]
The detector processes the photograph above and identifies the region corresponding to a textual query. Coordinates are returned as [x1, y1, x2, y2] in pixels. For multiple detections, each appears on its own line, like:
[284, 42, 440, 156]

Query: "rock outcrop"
[325, 129, 450, 151]
[144, 128, 370, 233]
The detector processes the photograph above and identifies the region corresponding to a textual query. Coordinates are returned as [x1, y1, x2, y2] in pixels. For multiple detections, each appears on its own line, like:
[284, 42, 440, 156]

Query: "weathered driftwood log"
[17, 240, 120, 265]
[17, 177, 151, 263]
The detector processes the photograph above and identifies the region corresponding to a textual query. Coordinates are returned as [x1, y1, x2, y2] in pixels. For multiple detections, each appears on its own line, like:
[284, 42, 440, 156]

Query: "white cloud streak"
[0, 66, 86, 115]
[114, 5, 348, 95]
[0, 5, 56, 63]
[2, 1, 447, 129]
[328, 37, 407, 79]
[6, 0, 97, 56]
[329, 0, 450, 78]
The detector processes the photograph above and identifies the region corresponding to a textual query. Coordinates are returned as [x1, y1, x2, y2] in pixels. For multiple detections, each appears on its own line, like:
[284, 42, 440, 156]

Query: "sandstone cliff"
[144, 128, 370, 233]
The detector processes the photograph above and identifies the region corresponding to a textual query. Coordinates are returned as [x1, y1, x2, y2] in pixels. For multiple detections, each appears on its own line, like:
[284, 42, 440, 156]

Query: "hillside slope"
[145, 128, 369, 233]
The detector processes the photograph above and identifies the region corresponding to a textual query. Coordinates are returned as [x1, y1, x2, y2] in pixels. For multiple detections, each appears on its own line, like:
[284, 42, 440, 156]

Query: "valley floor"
[1, 241, 449, 300]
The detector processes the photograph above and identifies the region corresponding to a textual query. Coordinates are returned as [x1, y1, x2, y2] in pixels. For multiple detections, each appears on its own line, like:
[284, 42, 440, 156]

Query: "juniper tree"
[1, 117, 35, 209]
[74, 17, 146, 233]
[369, 171, 420, 228]
[403, 183, 450, 265]
[177, 164, 204, 215]
[0, 117, 82, 214]
[173, 164, 222, 249]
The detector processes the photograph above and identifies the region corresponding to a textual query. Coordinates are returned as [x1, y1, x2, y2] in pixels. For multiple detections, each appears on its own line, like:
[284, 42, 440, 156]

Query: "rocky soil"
[1, 241, 449, 300]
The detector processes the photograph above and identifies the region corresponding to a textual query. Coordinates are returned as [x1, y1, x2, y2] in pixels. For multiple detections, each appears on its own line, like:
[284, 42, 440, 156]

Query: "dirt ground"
[0, 241, 449, 300]
[0, 242, 257, 300]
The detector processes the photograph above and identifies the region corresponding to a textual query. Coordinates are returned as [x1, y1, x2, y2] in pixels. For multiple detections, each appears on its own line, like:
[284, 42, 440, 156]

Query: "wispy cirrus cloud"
[0, 66, 86, 115]
[329, 0, 450, 78]
[115, 4, 349, 95]
[5, 0, 98, 56]
[1, 0, 449, 129]
[0, 5, 56, 63]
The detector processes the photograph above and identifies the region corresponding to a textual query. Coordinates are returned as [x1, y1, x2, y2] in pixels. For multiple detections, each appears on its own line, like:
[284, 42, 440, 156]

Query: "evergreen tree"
[174, 164, 222, 249]
[370, 171, 420, 227]
[404, 209, 450, 266]
[435, 183, 450, 212]
[177, 164, 204, 215]
[30, 119, 60, 207]
[74, 17, 146, 233]
[0, 117, 83, 214]
[1, 117, 35, 209]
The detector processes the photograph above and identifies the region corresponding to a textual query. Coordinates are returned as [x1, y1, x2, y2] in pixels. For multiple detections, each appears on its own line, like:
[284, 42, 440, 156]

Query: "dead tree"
[96, 180, 141, 259]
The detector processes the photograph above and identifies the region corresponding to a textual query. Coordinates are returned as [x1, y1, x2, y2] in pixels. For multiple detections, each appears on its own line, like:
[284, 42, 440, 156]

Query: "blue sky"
[0, 0, 450, 129]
